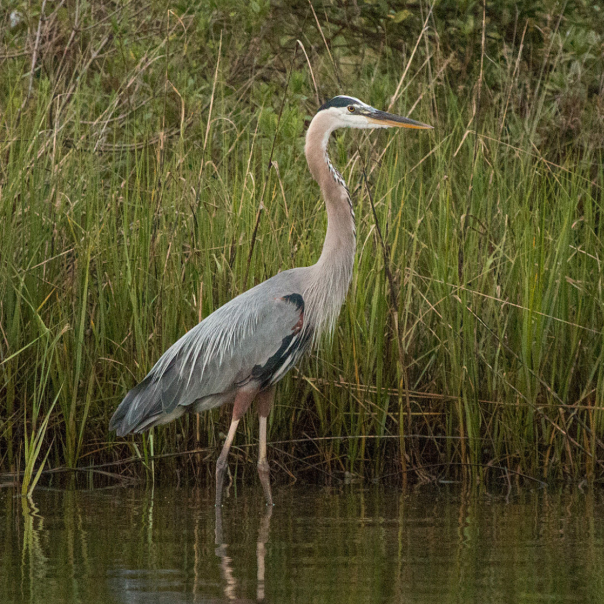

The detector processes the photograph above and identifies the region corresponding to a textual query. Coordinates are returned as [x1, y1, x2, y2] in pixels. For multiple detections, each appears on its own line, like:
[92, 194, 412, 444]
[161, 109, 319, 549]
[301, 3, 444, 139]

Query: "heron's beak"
[362, 108, 432, 129]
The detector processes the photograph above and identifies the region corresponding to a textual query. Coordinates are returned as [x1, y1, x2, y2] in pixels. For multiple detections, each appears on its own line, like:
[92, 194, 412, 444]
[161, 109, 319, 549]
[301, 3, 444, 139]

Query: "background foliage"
[1, 0, 604, 487]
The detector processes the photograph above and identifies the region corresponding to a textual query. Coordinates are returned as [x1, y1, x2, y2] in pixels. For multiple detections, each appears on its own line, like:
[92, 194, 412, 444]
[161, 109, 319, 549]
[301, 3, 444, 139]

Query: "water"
[2, 484, 604, 603]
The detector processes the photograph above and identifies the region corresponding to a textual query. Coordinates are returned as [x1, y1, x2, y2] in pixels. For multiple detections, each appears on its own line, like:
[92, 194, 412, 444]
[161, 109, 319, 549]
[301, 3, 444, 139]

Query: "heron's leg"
[257, 415, 272, 506]
[215, 418, 239, 507]
[216, 387, 257, 507]
[256, 386, 275, 506]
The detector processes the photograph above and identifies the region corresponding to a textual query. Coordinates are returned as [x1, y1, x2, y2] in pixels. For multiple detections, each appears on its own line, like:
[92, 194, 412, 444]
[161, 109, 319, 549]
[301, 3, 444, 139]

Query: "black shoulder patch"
[282, 293, 304, 311]
[318, 96, 361, 112]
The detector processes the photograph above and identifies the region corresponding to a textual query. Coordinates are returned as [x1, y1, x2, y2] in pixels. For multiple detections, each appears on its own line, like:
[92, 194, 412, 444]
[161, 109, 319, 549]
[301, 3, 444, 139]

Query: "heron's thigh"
[256, 386, 275, 418]
[232, 387, 259, 421]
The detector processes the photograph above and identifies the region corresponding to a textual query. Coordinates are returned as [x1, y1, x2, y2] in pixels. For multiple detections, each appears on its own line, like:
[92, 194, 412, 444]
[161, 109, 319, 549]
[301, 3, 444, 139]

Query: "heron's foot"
[257, 459, 273, 506]
[215, 458, 228, 508]
[215, 505, 224, 544]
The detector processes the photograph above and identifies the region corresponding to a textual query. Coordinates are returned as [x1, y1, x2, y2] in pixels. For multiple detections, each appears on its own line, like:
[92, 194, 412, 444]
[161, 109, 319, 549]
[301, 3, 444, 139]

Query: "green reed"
[1, 0, 603, 486]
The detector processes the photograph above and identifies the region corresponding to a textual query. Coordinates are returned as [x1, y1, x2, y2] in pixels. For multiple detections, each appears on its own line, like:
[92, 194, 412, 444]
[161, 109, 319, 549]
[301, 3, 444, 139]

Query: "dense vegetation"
[1, 0, 604, 491]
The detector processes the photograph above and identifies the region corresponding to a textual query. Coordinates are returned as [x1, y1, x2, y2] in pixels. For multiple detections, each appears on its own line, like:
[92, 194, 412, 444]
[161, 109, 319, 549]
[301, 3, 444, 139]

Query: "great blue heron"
[109, 95, 432, 505]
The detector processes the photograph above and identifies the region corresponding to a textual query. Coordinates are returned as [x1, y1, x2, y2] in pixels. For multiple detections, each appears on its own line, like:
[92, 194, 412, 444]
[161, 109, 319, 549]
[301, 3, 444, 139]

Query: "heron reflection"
[215, 506, 273, 602]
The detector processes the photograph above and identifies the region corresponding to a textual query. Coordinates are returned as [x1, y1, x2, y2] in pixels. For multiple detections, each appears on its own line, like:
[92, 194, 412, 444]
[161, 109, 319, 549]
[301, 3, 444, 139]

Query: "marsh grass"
[1, 1, 604, 486]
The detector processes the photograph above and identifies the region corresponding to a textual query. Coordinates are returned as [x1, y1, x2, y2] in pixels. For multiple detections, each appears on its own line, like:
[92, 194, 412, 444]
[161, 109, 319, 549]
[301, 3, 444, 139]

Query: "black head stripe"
[318, 96, 362, 112]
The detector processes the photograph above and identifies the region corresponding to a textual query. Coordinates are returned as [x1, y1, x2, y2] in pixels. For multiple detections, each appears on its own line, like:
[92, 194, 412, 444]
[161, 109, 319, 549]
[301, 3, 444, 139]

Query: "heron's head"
[317, 95, 432, 131]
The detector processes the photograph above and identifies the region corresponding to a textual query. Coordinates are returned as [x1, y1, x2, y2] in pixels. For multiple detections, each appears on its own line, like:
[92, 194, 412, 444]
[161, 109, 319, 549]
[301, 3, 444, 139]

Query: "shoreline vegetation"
[1, 0, 604, 490]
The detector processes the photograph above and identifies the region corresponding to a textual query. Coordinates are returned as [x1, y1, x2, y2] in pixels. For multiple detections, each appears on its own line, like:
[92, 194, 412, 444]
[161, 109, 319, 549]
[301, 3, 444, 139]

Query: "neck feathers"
[303, 111, 356, 340]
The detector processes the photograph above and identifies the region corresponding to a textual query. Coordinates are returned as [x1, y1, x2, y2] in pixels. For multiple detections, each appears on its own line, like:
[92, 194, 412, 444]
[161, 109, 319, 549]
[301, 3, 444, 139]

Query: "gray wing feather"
[109, 272, 306, 436]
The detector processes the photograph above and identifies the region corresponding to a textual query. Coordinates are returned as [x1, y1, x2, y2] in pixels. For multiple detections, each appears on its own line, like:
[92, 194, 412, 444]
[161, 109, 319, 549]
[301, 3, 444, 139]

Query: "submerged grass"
[1, 0, 604, 486]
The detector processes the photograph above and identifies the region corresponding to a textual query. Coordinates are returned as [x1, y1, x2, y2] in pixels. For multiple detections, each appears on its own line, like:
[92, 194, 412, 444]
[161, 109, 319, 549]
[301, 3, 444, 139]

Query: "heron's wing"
[155, 291, 306, 401]
[109, 287, 308, 435]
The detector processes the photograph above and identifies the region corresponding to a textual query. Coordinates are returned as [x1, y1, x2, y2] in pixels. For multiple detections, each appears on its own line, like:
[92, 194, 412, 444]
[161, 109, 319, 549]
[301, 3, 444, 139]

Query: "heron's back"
[109, 268, 313, 435]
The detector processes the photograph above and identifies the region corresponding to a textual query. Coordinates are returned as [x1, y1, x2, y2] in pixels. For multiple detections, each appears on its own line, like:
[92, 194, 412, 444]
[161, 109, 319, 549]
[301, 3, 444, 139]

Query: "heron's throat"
[304, 111, 357, 338]
[305, 112, 357, 257]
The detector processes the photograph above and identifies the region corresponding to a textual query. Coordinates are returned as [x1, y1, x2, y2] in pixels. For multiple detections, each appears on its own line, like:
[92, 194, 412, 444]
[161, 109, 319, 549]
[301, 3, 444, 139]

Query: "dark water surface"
[2, 484, 604, 603]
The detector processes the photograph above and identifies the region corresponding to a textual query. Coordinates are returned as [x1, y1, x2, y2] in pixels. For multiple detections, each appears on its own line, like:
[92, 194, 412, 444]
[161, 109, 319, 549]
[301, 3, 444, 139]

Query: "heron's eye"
[347, 105, 356, 113]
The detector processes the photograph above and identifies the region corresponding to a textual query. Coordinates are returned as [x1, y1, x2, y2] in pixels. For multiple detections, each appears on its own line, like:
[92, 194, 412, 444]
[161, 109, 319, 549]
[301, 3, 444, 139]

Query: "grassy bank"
[1, 0, 604, 487]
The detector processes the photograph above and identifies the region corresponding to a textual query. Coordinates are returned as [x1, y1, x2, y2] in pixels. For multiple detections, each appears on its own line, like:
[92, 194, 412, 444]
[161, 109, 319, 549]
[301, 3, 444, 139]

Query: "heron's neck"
[304, 112, 356, 336]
